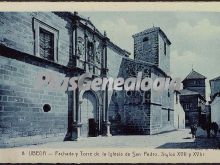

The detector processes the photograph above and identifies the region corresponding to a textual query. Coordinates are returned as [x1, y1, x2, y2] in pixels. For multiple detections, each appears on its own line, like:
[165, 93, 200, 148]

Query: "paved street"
[24, 129, 220, 149]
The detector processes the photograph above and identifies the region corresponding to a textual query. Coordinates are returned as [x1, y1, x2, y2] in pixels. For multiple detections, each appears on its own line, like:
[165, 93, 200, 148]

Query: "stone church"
[0, 12, 175, 147]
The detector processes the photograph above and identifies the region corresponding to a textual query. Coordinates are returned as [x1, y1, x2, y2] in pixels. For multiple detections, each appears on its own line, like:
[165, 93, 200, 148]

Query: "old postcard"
[0, 2, 220, 163]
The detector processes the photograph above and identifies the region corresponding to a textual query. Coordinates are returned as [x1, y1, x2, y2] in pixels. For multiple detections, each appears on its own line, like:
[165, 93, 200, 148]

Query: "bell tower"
[132, 27, 171, 74]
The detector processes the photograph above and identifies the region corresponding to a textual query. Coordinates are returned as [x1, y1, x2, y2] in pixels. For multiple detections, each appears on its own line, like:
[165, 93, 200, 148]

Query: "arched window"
[143, 37, 150, 52]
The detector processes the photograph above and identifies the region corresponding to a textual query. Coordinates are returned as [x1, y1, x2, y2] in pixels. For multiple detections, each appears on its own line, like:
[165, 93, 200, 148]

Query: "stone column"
[71, 88, 82, 141]
[98, 103, 102, 136]
[93, 39, 96, 74]
[103, 86, 111, 136]
[102, 31, 111, 136]
[84, 21, 88, 71]
[72, 12, 80, 67]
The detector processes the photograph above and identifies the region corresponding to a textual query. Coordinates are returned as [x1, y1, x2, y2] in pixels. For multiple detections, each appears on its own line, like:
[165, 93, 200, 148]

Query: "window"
[43, 104, 51, 112]
[164, 42, 166, 55]
[126, 91, 132, 96]
[143, 37, 150, 52]
[168, 109, 170, 121]
[143, 37, 149, 42]
[144, 90, 151, 103]
[33, 18, 59, 62]
[39, 28, 54, 61]
[185, 103, 189, 109]
[175, 93, 179, 104]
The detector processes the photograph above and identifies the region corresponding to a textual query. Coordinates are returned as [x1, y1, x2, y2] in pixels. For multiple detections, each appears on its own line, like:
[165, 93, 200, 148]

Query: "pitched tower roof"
[183, 69, 206, 82]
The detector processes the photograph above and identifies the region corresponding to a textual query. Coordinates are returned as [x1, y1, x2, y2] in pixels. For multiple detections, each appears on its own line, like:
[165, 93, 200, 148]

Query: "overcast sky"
[81, 12, 220, 100]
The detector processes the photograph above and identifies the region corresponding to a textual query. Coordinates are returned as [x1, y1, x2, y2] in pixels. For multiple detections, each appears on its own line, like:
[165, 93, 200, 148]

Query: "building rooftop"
[183, 69, 206, 82]
[179, 89, 200, 96]
[210, 75, 220, 81]
[180, 89, 206, 101]
[210, 92, 220, 103]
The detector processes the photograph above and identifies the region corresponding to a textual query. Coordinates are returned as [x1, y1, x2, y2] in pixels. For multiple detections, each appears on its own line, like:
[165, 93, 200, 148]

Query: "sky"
[81, 12, 220, 100]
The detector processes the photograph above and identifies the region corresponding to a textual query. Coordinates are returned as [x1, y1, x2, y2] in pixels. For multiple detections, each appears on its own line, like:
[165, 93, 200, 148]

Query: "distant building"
[210, 94, 220, 126]
[180, 69, 206, 126]
[210, 76, 220, 100]
[182, 69, 206, 98]
[210, 76, 220, 126]
[204, 104, 211, 125]
[173, 90, 185, 129]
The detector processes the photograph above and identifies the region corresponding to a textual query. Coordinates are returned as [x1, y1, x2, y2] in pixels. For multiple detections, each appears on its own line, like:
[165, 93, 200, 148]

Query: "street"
[23, 128, 220, 149]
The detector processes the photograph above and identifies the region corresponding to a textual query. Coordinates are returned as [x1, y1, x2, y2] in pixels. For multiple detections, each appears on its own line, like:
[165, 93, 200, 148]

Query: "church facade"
[0, 12, 175, 147]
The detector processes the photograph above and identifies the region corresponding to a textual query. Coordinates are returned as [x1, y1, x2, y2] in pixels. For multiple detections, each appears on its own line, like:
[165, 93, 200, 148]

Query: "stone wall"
[133, 29, 159, 66]
[108, 56, 175, 135]
[173, 92, 185, 129]
[107, 56, 152, 135]
[150, 69, 175, 134]
[211, 96, 220, 126]
[158, 33, 170, 74]
[0, 54, 69, 147]
[0, 12, 74, 147]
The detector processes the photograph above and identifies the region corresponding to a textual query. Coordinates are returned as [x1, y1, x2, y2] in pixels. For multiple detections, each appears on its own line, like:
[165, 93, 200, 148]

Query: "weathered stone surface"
[0, 12, 175, 147]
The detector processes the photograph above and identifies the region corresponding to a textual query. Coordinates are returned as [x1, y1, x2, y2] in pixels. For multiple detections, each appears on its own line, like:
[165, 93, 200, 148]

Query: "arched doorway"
[80, 91, 98, 137]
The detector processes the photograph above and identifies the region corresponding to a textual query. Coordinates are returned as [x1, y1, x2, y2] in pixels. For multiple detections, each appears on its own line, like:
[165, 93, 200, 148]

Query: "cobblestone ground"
[24, 128, 220, 149]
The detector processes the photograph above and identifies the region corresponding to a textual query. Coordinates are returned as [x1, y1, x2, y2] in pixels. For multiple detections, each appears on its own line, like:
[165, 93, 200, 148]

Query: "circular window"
[43, 104, 51, 112]
[127, 91, 132, 96]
